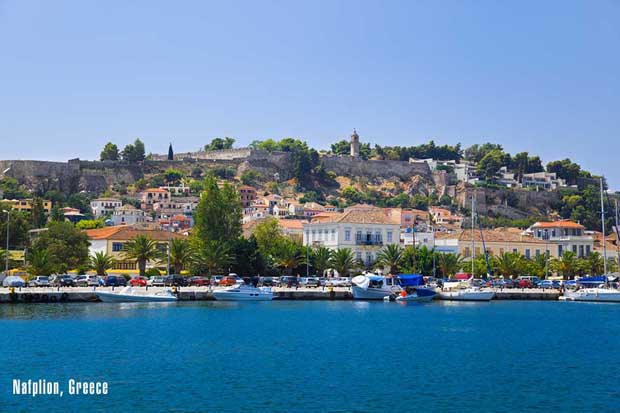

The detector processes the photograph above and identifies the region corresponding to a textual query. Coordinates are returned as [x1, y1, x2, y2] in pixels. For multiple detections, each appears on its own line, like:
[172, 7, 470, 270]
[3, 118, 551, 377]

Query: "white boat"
[96, 286, 178, 303]
[560, 286, 620, 302]
[438, 286, 495, 301]
[212, 283, 273, 301]
[351, 274, 400, 300]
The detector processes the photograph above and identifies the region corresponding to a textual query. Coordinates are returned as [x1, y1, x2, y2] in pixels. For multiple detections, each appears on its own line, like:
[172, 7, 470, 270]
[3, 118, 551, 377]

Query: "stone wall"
[321, 156, 431, 181]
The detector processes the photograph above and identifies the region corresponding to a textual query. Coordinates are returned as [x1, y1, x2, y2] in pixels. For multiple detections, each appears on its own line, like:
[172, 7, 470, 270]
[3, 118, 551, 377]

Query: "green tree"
[310, 246, 332, 277]
[32, 221, 90, 273]
[123, 235, 164, 277]
[190, 240, 233, 277]
[551, 251, 579, 280]
[122, 138, 146, 162]
[584, 252, 604, 276]
[274, 239, 304, 276]
[193, 176, 242, 244]
[170, 238, 192, 274]
[240, 170, 260, 186]
[27, 248, 54, 276]
[205, 137, 235, 151]
[477, 149, 505, 180]
[164, 168, 184, 185]
[90, 251, 116, 276]
[494, 252, 524, 278]
[330, 248, 358, 277]
[75, 219, 105, 230]
[30, 197, 47, 228]
[437, 253, 464, 277]
[546, 159, 584, 186]
[229, 237, 265, 277]
[100, 142, 120, 161]
[376, 244, 403, 274]
[0, 177, 30, 199]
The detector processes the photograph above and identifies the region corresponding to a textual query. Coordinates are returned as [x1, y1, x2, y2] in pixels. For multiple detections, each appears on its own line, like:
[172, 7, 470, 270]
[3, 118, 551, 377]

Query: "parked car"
[129, 276, 148, 287]
[259, 277, 276, 287]
[104, 275, 127, 287]
[220, 275, 243, 286]
[517, 279, 534, 288]
[278, 276, 300, 288]
[318, 277, 329, 287]
[29, 276, 51, 287]
[212, 275, 224, 285]
[75, 275, 101, 287]
[148, 276, 166, 287]
[326, 277, 351, 287]
[301, 277, 320, 288]
[164, 274, 188, 286]
[188, 276, 210, 286]
[50, 274, 75, 287]
[2, 276, 26, 288]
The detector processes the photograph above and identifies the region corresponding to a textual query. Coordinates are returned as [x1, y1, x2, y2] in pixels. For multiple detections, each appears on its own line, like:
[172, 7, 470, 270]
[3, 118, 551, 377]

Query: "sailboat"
[561, 177, 620, 302]
[438, 196, 495, 302]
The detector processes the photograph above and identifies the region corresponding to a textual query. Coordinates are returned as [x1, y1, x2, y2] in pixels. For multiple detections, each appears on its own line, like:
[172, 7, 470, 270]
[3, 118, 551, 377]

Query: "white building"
[525, 220, 594, 258]
[302, 208, 400, 268]
[112, 204, 147, 226]
[90, 198, 122, 218]
[401, 230, 435, 250]
[521, 172, 566, 191]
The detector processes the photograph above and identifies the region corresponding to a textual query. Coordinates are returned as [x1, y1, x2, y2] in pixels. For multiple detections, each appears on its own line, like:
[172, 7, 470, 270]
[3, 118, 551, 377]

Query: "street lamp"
[2, 210, 9, 275]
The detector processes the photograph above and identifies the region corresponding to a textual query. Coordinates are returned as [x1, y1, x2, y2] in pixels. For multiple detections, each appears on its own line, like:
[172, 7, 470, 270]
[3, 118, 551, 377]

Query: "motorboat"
[212, 283, 273, 301]
[560, 278, 620, 302]
[437, 286, 495, 301]
[96, 286, 178, 303]
[351, 274, 400, 300]
[395, 274, 437, 302]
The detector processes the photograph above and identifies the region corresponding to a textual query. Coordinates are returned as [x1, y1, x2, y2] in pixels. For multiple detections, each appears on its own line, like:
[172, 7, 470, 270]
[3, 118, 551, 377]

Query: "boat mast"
[471, 195, 475, 276]
[615, 198, 620, 275]
[600, 177, 607, 275]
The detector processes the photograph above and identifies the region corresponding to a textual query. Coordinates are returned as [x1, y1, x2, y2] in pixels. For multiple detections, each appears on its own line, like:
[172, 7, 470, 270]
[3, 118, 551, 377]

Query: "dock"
[0, 286, 563, 303]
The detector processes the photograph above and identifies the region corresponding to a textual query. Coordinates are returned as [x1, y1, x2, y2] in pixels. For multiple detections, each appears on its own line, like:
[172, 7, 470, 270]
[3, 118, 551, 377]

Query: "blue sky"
[1, 1, 619, 187]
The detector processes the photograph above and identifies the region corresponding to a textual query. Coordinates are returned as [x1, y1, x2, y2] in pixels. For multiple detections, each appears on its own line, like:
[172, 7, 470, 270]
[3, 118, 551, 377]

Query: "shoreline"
[0, 286, 560, 303]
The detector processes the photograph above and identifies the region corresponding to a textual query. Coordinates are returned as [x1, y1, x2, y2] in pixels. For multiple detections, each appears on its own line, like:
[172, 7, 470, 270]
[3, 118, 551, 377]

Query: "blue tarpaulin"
[398, 274, 425, 287]
[577, 276, 607, 285]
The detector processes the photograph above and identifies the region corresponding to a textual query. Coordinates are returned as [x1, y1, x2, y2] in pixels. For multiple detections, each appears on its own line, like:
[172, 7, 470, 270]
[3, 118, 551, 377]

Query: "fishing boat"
[96, 286, 178, 303]
[212, 283, 273, 301]
[351, 274, 401, 300]
[560, 178, 620, 303]
[395, 274, 437, 302]
[437, 197, 494, 302]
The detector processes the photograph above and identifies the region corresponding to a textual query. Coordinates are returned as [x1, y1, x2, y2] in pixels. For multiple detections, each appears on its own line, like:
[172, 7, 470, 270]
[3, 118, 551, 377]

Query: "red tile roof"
[531, 220, 584, 229]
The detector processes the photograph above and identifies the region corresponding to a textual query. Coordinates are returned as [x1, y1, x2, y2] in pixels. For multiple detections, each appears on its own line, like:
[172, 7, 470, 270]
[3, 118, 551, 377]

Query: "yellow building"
[4, 199, 52, 213]
[85, 226, 185, 272]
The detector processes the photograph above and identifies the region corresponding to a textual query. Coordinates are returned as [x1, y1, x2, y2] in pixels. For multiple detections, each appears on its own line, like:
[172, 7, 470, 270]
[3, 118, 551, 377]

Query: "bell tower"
[350, 129, 360, 157]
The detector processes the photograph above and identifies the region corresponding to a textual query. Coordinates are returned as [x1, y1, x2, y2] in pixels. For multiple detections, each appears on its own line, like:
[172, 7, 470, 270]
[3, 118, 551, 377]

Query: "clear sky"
[1, 1, 619, 187]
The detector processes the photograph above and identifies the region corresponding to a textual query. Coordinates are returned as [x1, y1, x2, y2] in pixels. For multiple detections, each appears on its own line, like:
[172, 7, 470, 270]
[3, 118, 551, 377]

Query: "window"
[331, 230, 335, 241]
[579, 245, 584, 257]
[464, 247, 471, 257]
[525, 249, 530, 259]
[356, 230, 362, 242]
[387, 231, 393, 243]
[356, 251, 362, 260]
[586, 245, 591, 255]
[112, 242, 124, 252]
[535, 249, 540, 256]
[558, 245, 563, 256]
[345, 229, 351, 241]
[572, 245, 577, 254]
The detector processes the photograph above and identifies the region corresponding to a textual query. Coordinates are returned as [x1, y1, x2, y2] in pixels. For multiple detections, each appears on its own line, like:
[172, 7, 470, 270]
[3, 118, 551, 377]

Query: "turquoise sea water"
[1, 300, 620, 412]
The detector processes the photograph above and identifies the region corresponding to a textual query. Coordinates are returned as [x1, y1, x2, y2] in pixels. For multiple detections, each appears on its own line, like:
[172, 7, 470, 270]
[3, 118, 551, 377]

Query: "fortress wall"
[321, 156, 431, 180]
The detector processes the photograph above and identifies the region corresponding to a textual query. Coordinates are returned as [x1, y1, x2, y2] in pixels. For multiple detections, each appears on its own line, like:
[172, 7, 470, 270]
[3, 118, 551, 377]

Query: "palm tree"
[123, 235, 164, 277]
[330, 248, 358, 277]
[584, 252, 604, 276]
[376, 244, 403, 274]
[311, 246, 332, 277]
[170, 238, 192, 274]
[90, 251, 116, 276]
[526, 254, 548, 279]
[495, 252, 524, 278]
[437, 253, 464, 278]
[551, 251, 578, 280]
[191, 240, 233, 277]
[28, 248, 54, 276]
[401, 246, 419, 273]
[274, 239, 304, 276]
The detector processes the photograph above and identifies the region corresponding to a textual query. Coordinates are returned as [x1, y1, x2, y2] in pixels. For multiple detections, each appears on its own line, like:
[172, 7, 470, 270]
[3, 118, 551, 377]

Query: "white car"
[326, 277, 351, 287]
[29, 276, 51, 287]
[148, 276, 166, 287]
[74, 275, 101, 287]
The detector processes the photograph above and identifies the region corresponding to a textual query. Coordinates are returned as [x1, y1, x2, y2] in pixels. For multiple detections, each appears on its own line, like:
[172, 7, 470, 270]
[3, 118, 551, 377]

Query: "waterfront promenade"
[0, 286, 560, 303]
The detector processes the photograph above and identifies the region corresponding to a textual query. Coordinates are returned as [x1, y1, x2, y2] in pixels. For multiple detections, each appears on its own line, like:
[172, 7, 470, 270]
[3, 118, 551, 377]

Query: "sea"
[1, 300, 619, 412]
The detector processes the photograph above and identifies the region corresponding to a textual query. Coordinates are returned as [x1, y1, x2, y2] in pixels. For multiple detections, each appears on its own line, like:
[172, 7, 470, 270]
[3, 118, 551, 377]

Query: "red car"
[188, 276, 210, 286]
[518, 279, 533, 288]
[219, 275, 242, 286]
[130, 276, 148, 287]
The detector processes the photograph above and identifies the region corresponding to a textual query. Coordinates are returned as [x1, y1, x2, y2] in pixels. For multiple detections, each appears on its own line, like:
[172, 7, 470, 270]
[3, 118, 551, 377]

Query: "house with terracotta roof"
[4, 198, 52, 214]
[435, 227, 554, 259]
[429, 206, 464, 232]
[85, 226, 184, 272]
[303, 202, 326, 217]
[91, 198, 122, 218]
[303, 208, 400, 267]
[239, 185, 257, 208]
[525, 220, 594, 258]
[159, 214, 192, 232]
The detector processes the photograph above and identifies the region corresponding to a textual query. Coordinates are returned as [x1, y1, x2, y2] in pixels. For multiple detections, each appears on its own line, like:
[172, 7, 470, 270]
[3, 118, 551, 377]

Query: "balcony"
[355, 238, 383, 246]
